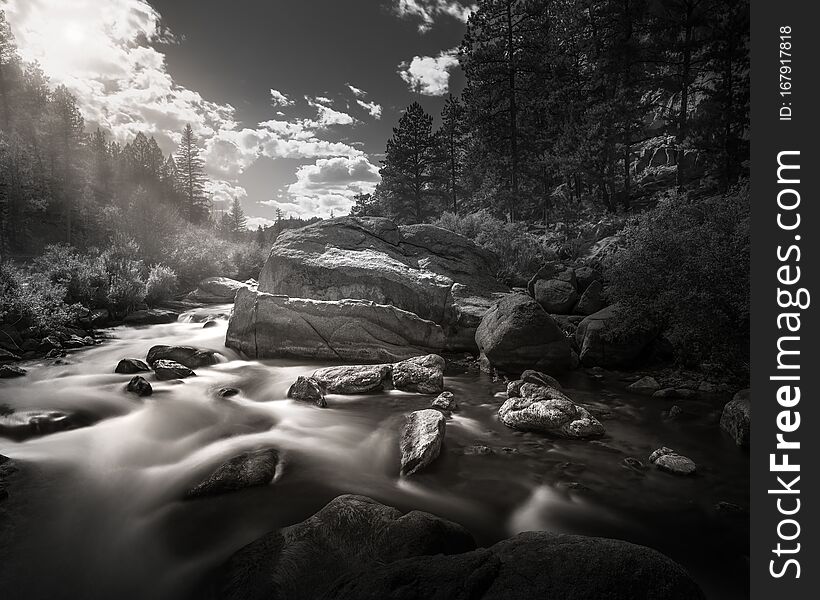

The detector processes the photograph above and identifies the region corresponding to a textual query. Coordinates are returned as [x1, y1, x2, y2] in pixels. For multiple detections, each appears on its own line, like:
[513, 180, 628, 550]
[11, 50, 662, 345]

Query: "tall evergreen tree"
[177, 124, 209, 223]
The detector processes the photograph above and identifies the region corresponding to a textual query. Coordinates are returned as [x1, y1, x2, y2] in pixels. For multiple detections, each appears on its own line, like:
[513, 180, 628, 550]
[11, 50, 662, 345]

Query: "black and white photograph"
[0, 0, 766, 598]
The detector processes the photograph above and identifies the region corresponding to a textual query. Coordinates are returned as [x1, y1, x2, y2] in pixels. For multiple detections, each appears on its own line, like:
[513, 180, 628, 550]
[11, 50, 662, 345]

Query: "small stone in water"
[218, 387, 240, 398]
[126, 376, 153, 397]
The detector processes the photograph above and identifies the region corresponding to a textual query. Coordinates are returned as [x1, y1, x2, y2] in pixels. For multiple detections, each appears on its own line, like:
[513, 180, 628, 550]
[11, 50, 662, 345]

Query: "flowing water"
[0, 305, 749, 600]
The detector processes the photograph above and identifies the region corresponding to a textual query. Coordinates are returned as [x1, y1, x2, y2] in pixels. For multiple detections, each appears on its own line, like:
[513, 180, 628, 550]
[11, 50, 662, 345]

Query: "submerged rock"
[400, 409, 446, 476]
[0, 410, 82, 440]
[216, 494, 475, 600]
[218, 387, 240, 398]
[186, 448, 279, 498]
[146, 345, 221, 369]
[115, 358, 151, 374]
[392, 354, 445, 394]
[475, 294, 573, 375]
[287, 376, 327, 407]
[312, 364, 392, 394]
[153, 359, 195, 381]
[649, 447, 697, 475]
[720, 389, 750, 447]
[498, 383, 604, 439]
[126, 375, 153, 397]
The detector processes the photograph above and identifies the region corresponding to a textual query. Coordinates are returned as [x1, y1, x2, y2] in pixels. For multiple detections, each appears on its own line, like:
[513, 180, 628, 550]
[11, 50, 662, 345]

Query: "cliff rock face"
[227, 217, 508, 360]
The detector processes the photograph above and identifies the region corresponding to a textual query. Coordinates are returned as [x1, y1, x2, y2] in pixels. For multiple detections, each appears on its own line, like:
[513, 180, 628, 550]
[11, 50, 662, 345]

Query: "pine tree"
[177, 124, 209, 223]
[229, 197, 247, 238]
[439, 95, 467, 214]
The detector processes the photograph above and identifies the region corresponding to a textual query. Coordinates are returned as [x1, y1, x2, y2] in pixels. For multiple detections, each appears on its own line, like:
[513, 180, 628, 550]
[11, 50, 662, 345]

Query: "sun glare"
[63, 24, 85, 44]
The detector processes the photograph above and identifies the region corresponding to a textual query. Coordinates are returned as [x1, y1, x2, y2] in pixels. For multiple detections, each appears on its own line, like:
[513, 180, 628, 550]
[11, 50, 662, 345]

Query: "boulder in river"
[186, 448, 279, 498]
[431, 391, 457, 412]
[287, 376, 327, 407]
[326, 530, 706, 600]
[627, 375, 660, 395]
[499, 383, 604, 439]
[400, 409, 446, 476]
[528, 263, 579, 314]
[227, 289, 446, 363]
[0, 365, 26, 378]
[187, 276, 251, 303]
[126, 375, 153, 397]
[575, 304, 656, 368]
[475, 293, 573, 375]
[123, 309, 178, 325]
[312, 364, 392, 394]
[216, 494, 475, 600]
[392, 354, 445, 394]
[720, 389, 750, 447]
[0, 410, 82, 440]
[115, 358, 151, 374]
[649, 447, 697, 475]
[146, 345, 221, 369]
[153, 359, 195, 381]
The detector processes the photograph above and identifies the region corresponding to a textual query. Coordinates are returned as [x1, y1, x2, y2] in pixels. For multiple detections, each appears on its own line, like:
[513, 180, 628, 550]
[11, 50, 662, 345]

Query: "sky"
[2, 0, 474, 228]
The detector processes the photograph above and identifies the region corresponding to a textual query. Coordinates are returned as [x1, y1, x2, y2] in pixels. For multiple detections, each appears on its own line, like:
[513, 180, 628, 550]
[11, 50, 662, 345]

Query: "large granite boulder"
[312, 364, 393, 394]
[186, 448, 279, 498]
[720, 389, 750, 447]
[327, 530, 705, 600]
[528, 264, 579, 314]
[216, 494, 476, 600]
[475, 294, 573, 375]
[253, 217, 508, 351]
[400, 409, 446, 476]
[575, 305, 656, 368]
[226, 288, 445, 363]
[153, 359, 195, 380]
[499, 383, 605, 439]
[146, 345, 222, 369]
[187, 276, 251, 303]
[392, 354, 445, 394]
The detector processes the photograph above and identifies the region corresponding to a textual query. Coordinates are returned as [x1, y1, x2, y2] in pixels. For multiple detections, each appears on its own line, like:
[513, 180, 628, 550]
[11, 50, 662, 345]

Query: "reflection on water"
[0, 305, 749, 600]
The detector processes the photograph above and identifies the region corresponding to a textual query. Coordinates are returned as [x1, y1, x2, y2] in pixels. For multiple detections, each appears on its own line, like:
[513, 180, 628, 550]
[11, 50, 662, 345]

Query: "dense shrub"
[31, 244, 108, 308]
[0, 262, 80, 335]
[606, 185, 750, 372]
[98, 237, 147, 315]
[433, 211, 555, 284]
[145, 264, 178, 306]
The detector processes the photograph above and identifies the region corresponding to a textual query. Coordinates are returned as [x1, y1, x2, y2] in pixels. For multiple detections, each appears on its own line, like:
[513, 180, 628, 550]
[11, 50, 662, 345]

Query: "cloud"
[306, 97, 357, 127]
[286, 156, 381, 218]
[398, 49, 459, 96]
[392, 1, 475, 33]
[356, 99, 383, 119]
[346, 83, 367, 98]
[270, 89, 294, 107]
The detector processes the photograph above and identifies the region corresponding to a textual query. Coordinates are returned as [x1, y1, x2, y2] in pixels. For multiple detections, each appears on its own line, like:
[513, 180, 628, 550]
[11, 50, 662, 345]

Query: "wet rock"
[0, 348, 21, 363]
[126, 375, 153, 397]
[0, 410, 81, 440]
[627, 376, 660, 395]
[649, 447, 697, 475]
[528, 264, 579, 314]
[498, 383, 605, 439]
[327, 530, 705, 600]
[61, 335, 87, 349]
[312, 364, 392, 394]
[463, 445, 493, 456]
[400, 409, 446, 476]
[476, 294, 573, 375]
[521, 369, 562, 389]
[217, 494, 475, 600]
[202, 320, 219, 328]
[0, 365, 26, 378]
[622, 457, 646, 472]
[186, 448, 279, 498]
[153, 359, 196, 381]
[115, 358, 151, 374]
[45, 349, 65, 359]
[392, 354, 445, 394]
[38, 336, 62, 352]
[147, 345, 221, 369]
[666, 405, 683, 420]
[287, 376, 327, 407]
[720, 389, 750, 447]
[123, 309, 178, 325]
[218, 387, 240, 398]
[652, 388, 698, 400]
[575, 305, 656, 368]
[431, 391, 457, 412]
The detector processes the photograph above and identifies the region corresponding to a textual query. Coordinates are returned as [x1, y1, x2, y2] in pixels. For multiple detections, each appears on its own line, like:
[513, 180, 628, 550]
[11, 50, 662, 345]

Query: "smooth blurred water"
[0, 305, 749, 599]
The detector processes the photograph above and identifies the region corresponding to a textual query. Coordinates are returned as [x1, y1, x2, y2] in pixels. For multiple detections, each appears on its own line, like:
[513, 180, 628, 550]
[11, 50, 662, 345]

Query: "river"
[0, 304, 749, 599]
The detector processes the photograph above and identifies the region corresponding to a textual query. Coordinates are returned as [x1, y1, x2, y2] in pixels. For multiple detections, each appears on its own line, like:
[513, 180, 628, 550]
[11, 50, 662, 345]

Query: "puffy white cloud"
[392, 1, 475, 33]
[398, 49, 459, 96]
[286, 156, 381, 217]
[270, 89, 294, 107]
[306, 98, 357, 127]
[346, 83, 367, 98]
[356, 99, 383, 119]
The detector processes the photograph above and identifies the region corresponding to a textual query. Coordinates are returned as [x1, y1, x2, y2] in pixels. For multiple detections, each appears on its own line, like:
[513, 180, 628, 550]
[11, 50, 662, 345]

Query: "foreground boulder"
[216, 495, 475, 600]
[227, 289, 445, 363]
[720, 389, 750, 447]
[187, 276, 250, 303]
[528, 264, 578, 314]
[115, 358, 151, 374]
[499, 383, 605, 439]
[649, 447, 697, 475]
[392, 354, 445, 394]
[247, 217, 508, 353]
[327, 530, 705, 600]
[575, 305, 656, 368]
[312, 364, 392, 394]
[432, 391, 457, 412]
[476, 294, 572, 374]
[153, 359, 195, 380]
[186, 448, 279, 498]
[287, 376, 327, 407]
[400, 409, 446, 476]
[215, 495, 703, 600]
[146, 345, 221, 369]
